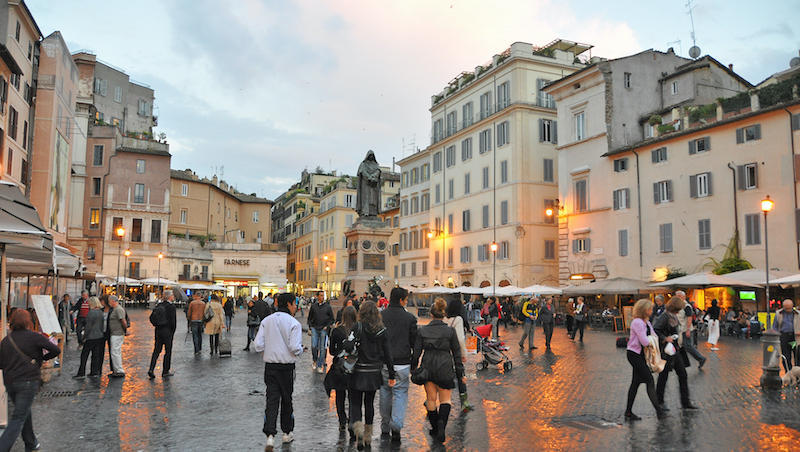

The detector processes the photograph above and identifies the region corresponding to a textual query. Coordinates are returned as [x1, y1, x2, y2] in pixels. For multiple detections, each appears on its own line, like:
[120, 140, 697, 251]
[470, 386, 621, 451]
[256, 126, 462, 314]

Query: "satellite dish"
[688, 46, 701, 59]
[790, 57, 800, 68]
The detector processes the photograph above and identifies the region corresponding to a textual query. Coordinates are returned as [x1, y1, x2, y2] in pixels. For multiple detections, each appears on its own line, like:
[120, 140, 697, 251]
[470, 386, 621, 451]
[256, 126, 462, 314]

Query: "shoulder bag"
[643, 325, 666, 373]
[203, 304, 215, 323]
[8, 334, 38, 366]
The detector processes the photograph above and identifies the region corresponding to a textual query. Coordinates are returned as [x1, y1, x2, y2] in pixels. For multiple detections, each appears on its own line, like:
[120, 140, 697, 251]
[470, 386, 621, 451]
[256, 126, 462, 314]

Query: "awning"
[0, 181, 55, 275]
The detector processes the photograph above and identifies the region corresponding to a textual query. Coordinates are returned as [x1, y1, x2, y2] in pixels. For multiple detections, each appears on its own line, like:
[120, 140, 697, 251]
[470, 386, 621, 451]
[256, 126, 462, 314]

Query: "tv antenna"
[686, 0, 701, 59]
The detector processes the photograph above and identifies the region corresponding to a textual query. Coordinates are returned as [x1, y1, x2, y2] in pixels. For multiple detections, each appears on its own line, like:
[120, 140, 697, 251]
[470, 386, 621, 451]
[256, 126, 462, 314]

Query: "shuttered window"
[619, 230, 628, 256]
[659, 223, 673, 253]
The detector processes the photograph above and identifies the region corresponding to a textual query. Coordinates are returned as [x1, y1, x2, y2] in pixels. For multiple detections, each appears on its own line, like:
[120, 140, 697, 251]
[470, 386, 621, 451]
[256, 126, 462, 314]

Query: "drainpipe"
[785, 108, 799, 269]
[727, 162, 739, 247]
[633, 150, 643, 270]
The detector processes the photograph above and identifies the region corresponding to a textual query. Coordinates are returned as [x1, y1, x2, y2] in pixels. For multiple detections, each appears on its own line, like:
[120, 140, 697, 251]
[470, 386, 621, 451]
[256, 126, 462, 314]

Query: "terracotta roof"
[170, 170, 273, 204]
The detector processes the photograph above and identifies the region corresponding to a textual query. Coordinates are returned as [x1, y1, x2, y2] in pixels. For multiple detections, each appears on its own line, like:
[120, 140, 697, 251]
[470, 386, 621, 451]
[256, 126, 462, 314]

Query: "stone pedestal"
[344, 218, 394, 297]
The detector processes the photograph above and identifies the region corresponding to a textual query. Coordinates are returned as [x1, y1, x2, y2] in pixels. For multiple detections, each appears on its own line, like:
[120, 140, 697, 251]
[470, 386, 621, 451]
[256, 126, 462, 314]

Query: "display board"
[613, 316, 625, 333]
[622, 306, 634, 331]
[31, 295, 62, 336]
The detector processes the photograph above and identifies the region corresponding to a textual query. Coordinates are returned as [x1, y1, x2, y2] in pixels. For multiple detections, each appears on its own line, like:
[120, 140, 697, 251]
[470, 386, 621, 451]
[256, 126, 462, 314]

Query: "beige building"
[30, 32, 78, 245]
[398, 40, 590, 289]
[544, 49, 799, 290]
[169, 169, 273, 244]
[1, 1, 41, 192]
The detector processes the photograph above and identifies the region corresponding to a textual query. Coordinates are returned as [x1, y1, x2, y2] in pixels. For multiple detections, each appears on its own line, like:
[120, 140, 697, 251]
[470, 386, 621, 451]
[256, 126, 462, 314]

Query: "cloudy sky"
[27, 0, 800, 200]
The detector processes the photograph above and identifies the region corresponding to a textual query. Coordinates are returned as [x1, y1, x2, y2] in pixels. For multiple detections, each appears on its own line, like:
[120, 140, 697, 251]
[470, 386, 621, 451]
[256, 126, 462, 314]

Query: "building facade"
[543, 49, 799, 287]
[398, 40, 590, 289]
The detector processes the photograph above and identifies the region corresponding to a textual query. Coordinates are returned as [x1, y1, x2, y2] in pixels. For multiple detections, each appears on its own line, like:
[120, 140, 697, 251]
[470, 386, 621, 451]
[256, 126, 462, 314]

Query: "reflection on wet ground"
[19, 311, 800, 451]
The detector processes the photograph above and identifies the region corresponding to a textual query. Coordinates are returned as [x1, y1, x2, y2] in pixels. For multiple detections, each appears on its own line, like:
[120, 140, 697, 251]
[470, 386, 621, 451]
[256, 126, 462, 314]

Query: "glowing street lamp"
[762, 195, 773, 325]
[115, 227, 125, 297]
[123, 249, 131, 299]
[490, 242, 498, 297]
[157, 252, 164, 293]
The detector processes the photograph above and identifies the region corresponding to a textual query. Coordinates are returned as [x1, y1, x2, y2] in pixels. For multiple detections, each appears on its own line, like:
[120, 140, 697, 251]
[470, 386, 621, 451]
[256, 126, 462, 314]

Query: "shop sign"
[222, 280, 249, 286]
[224, 259, 250, 266]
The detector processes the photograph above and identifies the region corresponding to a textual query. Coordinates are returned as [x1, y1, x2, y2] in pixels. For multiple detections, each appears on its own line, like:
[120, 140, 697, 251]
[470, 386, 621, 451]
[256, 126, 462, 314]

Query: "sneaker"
[317, 366, 325, 374]
[162, 371, 175, 377]
[72, 374, 85, 380]
[312, 363, 317, 371]
[264, 435, 275, 451]
[282, 432, 294, 444]
[710, 347, 719, 351]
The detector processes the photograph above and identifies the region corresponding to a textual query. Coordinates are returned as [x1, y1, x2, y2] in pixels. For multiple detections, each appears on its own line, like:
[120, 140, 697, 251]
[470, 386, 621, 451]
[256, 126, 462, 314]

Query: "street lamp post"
[115, 227, 125, 297]
[157, 253, 163, 296]
[490, 242, 498, 298]
[123, 249, 130, 301]
[762, 195, 773, 326]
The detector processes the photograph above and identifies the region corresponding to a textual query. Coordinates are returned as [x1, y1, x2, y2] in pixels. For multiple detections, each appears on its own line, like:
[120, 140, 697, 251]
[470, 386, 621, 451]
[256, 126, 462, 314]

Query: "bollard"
[760, 330, 783, 389]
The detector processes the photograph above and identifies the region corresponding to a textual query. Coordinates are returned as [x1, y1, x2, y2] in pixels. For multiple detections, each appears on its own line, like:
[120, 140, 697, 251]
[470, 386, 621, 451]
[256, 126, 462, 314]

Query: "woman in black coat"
[345, 301, 394, 451]
[653, 296, 698, 411]
[325, 306, 357, 434]
[413, 298, 465, 444]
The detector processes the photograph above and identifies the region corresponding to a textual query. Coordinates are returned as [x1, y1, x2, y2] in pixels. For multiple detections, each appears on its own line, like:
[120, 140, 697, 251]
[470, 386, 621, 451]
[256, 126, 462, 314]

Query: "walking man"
[772, 299, 800, 372]
[107, 295, 128, 378]
[379, 287, 417, 442]
[148, 289, 177, 379]
[676, 291, 707, 369]
[256, 293, 303, 451]
[307, 291, 334, 373]
[565, 298, 575, 336]
[518, 296, 538, 351]
[539, 297, 556, 349]
[186, 292, 206, 354]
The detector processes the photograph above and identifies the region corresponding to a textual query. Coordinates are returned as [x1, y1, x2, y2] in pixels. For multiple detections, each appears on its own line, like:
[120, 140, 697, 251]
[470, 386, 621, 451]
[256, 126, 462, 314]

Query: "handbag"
[246, 313, 260, 327]
[335, 323, 362, 375]
[410, 366, 429, 385]
[203, 305, 215, 323]
[644, 326, 666, 373]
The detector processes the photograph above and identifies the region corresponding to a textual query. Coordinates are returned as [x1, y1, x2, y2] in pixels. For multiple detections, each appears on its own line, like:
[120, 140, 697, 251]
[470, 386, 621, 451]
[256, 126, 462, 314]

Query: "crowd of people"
[0, 284, 798, 451]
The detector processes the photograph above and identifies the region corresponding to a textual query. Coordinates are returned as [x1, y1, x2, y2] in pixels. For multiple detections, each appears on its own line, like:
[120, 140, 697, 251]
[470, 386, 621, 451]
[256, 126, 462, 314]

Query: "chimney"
[729, 64, 733, 70]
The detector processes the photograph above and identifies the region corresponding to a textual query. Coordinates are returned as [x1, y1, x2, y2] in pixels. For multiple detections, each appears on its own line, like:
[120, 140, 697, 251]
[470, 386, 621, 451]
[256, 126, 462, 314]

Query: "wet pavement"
[10, 310, 800, 451]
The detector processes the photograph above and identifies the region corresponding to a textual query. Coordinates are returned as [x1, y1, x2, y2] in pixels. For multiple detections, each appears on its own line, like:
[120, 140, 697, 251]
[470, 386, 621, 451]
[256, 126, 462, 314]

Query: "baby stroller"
[473, 324, 513, 371]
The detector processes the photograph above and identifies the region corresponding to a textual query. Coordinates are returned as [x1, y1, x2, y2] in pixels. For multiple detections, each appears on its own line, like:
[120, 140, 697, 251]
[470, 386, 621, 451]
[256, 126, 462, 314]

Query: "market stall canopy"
[649, 272, 761, 289]
[419, 286, 456, 294]
[114, 276, 142, 286]
[208, 284, 226, 291]
[0, 181, 55, 275]
[519, 284, 563, 295]
[181, 283, 211, 290]
[456, 286, 486, 295]
[563, 277, 662, 295]
[769, 273, 800, 286]
[139, 277, 179, 286]
[721, 268, 796, 286]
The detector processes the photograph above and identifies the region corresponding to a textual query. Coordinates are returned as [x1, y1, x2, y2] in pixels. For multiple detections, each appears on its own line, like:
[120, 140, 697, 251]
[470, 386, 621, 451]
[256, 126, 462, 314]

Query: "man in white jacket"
[255, 293, 303, 451]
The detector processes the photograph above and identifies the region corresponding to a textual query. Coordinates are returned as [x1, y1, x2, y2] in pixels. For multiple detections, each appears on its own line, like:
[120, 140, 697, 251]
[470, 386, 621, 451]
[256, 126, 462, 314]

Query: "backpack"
[335, 323, 362, 375]
[518, 301, 530, 321]
[149, 302, 168, 327]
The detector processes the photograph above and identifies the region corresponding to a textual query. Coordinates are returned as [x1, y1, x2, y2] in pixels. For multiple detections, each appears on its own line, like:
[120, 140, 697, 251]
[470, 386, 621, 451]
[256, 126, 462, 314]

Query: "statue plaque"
[363, 253, 385, 270]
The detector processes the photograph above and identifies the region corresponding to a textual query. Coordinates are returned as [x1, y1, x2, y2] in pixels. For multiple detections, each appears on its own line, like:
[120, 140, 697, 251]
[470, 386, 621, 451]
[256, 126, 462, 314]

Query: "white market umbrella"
[769, 273, 800, 286]
[115, 276, 142, 286]
[650, 272, 761, 289]
[724, 268, 795, 285]
[519, 284, 563, 295]
[455, 286, 485, 295]
[419, 286, 456, 294]
[139, 277, 179, 286]
[563, 277, 661, 295]
[208, 284, 226, 291]
[181, 283, 211, 290]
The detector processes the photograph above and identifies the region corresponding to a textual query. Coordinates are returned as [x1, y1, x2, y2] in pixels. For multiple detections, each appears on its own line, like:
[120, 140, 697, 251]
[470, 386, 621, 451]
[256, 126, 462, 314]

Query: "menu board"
[31, 295, 62, 336]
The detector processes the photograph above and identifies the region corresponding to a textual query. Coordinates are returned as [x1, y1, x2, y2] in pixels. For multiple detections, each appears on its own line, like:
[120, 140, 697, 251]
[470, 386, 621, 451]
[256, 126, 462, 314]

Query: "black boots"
[427, 409, 439, 437]
[436, 404, 451, 443]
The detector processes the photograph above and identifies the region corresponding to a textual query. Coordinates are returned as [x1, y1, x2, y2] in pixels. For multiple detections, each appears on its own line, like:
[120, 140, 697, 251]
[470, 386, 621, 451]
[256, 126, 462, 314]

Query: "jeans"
[110, 335, 125, 374]
[379, 365, 410, 433]
[542, 322, 554, 347]
[311, 328, 328, 368]
[519, 321, 535, 348]
[491, 317, 499, 341]
[0, 380, 39, 452]
[683, 332, 706, 364]
[148, 327, 174, 374]
[75, 316, 87, 344]
[190, 321, 204, 353]
[224, 315, 232, 330]
[471, 309, 481, 324]
[571, 320, 585, 341]
[263, 365, 295, 436]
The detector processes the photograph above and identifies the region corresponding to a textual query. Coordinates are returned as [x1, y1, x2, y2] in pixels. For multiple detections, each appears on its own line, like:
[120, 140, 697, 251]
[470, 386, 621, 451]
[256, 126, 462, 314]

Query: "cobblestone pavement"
[10, 310, 800, 451]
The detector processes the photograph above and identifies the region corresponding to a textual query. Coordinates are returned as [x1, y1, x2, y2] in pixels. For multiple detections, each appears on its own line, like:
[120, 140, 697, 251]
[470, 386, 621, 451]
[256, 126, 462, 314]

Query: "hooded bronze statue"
[355, 150, 381, 218]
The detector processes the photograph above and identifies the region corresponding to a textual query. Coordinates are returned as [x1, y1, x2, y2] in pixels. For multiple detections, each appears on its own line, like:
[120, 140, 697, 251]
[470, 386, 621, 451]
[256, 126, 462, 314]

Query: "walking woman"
[243, 297, 259, 351]
[539, 297, 556, 349]
[444, 298, 472, 412]
[653, 296, 698, 411]
[706, 299, 721, 351]
[625, 299, 668, 420]
[488, 297, 500, 341]
[0, 309, 61, 452]
[346, 301, 394, 451]
[204, 294, 225, 354]
[325, 305, 357, 434]
[74, 297, 104, 378]
[413, 298, 465, 444]
[570, 297, 587, 342]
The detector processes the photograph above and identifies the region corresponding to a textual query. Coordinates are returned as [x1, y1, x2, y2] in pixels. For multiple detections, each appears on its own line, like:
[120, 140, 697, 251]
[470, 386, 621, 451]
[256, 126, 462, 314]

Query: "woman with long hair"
[706, 299, 721, 351]
[204, 294, 225, 354]
[413, 298, 465, 444]
[444, 298, 472, 412]
[0, 310, 61, 452]
[346, 301, 394, 450]
[326, 306, 358, 435]
[654, 296, 698, 411]
[625, 299, 668, 420]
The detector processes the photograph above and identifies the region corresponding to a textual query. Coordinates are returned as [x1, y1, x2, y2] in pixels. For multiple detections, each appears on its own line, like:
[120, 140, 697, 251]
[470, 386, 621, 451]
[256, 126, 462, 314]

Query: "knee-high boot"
[426, 409, 439, 437]
[436, 403, 451, 443]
